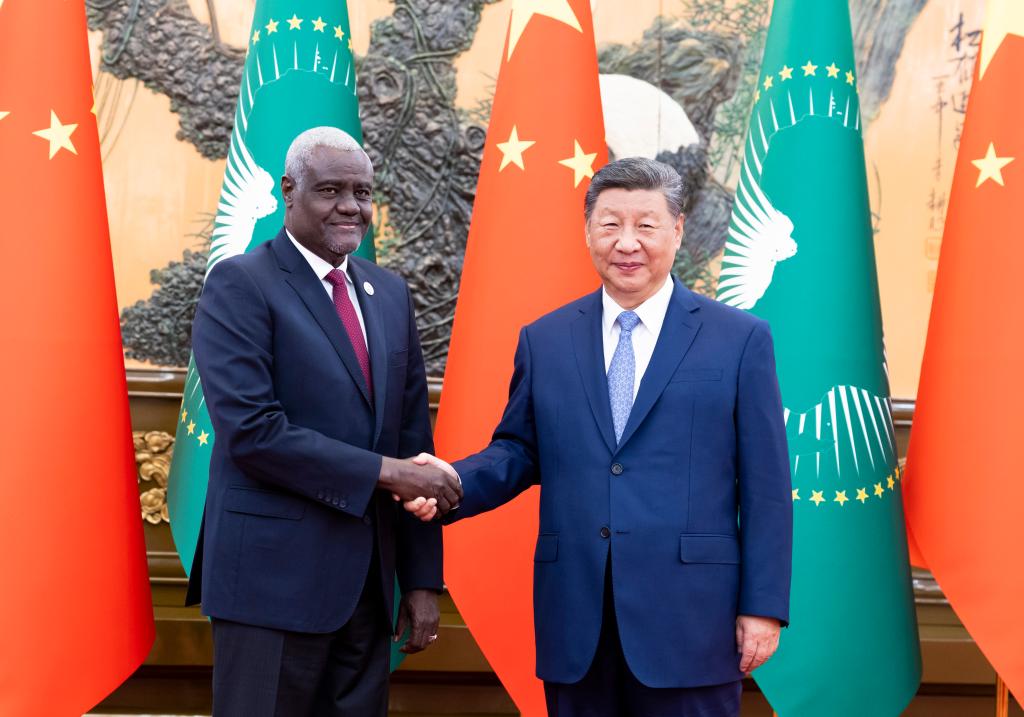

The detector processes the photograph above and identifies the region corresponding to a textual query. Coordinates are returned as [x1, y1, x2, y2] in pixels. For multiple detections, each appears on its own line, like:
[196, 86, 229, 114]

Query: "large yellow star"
[496, 125, 535, 172]
[856, 488, 869, 504]
[265, 18, 279, 35]
[972, 142, 1015, 187]
[801, 60, 817, 76]
[834, 490, 849, 506]
[557, 140, 598, 187]
[810, 490, 825, 506]
[979, 0, 1024, 78]
[334, 25, 346, 41]
[826, 62, 840, 78]
[779, 65, 793, 81]
[506, 0, 582, 61]
[32, 110, 78, 159]
[287, 14, 303, 30]
[197, 430, 210, 446]
[312, 17, 326, 32]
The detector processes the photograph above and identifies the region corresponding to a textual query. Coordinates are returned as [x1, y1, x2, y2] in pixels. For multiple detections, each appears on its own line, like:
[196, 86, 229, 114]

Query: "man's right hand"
[378, 456, 462, 515]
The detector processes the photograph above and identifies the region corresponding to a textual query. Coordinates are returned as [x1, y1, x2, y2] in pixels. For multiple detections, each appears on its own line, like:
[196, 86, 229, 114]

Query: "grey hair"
[284, 126, 369, 188]
[583, 157, 685, 221]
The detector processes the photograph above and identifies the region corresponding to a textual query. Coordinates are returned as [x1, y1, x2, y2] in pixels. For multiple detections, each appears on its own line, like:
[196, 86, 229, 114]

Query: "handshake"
[378, 453, 462, 522]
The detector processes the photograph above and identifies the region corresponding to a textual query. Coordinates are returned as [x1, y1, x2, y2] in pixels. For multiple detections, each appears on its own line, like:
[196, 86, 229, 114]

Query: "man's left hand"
[736, 615, 781, 673]
[395, 589, 440, 654]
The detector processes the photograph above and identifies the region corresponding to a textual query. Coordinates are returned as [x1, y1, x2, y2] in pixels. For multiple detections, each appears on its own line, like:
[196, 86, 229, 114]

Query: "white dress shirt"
[602, 276, 675, 401]
[287, 230, 368, 349]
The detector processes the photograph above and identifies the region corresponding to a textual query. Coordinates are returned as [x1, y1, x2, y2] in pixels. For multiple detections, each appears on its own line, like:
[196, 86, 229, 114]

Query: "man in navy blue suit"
[411, 158, 792, 716]
[188, 127, 462, 716]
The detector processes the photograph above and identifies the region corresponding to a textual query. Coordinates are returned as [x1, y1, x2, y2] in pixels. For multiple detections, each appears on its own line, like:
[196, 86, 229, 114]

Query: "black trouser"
[211, 558, 390, 717]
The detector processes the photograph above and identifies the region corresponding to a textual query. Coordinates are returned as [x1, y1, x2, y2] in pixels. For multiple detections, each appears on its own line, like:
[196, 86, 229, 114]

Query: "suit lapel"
[272, 232, 372, 408]
[349, 258, 389, 447]
[571, 289, 617, 453]
[616, 279, 702, 450]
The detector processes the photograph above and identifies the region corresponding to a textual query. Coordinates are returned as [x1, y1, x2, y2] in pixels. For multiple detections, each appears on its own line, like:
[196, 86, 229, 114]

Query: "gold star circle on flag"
[197, 431, 210, 446]
[334, 25, 346, 41]
[557, 140, 598, 187]
[887, 476, 896, 490]
[779, 65, 793, 81]
[287, 14, 303, 30]
[826, 63, 840, 78]
[874, 482, 885, 497]
[506, 0, 582, 61]
[834, 490, 849, 506]
[972, 142, 1015, 187]
[792, 488, 800, 501]
[265, 18, 279, 34]
[187, 420, 196, 435]
[810, 490, 825, 506]
[845, 70, 855, 85]
[181, 409, 188, 423]
[801, 60, 817, 76]
[856, 488, 869, 503]
[763, 75, 774, 90]
[252, 29, 260, 44]
[312, 17, 326, 32]
[32, 110, 78, 159]
[496, 125, 536, 172]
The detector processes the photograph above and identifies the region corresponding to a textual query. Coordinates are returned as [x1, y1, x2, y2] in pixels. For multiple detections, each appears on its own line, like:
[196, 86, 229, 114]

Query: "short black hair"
[584, 157, 685, 221]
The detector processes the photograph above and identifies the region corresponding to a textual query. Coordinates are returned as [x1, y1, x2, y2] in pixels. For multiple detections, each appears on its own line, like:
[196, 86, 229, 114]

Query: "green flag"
[716, 2, 920, 714]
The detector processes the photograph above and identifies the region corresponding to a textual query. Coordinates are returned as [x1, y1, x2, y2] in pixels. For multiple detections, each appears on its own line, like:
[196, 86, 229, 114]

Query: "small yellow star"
[32, 110, 78, 159]
[265, 18, 279, 35]
[792, 488, 800, 501]
[557, 139, 598, 187]
[801, 60, 817, 76]
[972, 142, 1015, 187]
[834, 490, 849, 506]
[181, 409, 188, 423]
[887, 476, 896, 490]
[348, 38, 353, 51]
[287, 14, 303, 30]
[826, 63, 840, 78]
[334, 25, 345, 41]
[856, 488, 869, 504]
[252, 29, 260, 44]
[779, 65, 793, 81]
[312, 16, 326, 32]
[197, 431, 210, 446]
[874, 482, 885, 497]
[763, 75, 774, 90]
[810, 490, 825, 506]
[496, 125, 536, 172]
[754, 89, 761, 103]
[187, 420, 196, 436]
[846, 70, 855, 85]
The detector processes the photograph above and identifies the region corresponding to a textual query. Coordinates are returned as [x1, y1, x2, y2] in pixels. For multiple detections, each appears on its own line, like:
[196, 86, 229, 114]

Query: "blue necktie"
[608, 310, 641, 443]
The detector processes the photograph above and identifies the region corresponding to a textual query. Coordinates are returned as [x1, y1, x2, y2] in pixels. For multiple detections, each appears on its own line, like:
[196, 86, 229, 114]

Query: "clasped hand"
[380, 453, 462, 521]
[388, 453, 461, 522]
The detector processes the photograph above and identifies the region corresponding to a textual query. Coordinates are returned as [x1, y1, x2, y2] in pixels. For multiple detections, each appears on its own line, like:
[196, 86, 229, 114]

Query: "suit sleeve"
[736, 320, 793, 625]
[447, 327, 541, 521]
[192, 259, 381, 517]
[395, 285, 444, 593]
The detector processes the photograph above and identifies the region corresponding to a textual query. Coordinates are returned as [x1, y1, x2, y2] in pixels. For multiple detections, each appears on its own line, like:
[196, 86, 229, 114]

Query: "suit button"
[600, 527, 611, 539]
[611, 463, 623, 475]
[363, 516, 372, 526]
[339, 499, 348, 509]
[331, 497, 340, 506]
[317, 491, 325, 500]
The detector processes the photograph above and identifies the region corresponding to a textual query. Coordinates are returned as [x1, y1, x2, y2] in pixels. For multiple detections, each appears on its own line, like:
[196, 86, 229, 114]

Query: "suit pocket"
[534, 534, 559, 562]
[670, 368, 723, 383]
[223, 486, 306, 520]
[679, 534, 740, 564]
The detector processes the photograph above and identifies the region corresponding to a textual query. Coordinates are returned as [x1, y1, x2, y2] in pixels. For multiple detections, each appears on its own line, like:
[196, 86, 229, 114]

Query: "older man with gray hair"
[411, 157, 793, 716]
[188, 126, 461, 716]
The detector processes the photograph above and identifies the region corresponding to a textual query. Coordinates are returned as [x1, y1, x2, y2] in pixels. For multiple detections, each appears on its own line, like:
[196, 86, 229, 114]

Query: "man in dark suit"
[411, 158, 792, 716]
[189, 126, 462, 716]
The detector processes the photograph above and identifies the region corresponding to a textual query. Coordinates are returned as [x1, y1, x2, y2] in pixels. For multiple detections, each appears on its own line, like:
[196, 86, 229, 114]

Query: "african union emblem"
[167, 0, 370, 579]
[716, 2, 920, 716]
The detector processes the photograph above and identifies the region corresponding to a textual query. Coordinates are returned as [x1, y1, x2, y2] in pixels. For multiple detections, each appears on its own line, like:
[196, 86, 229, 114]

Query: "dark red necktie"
[325, 269, 373, 400]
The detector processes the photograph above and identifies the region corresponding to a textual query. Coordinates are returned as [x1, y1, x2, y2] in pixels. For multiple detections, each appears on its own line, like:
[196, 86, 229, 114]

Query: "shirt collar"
[286, 229, 350, 284]
[601, 275, 675, 335]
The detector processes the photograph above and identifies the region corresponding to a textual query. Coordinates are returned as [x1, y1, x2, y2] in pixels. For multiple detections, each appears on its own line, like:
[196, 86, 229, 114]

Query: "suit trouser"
[211, 556, 390, 717]
[544, 561, 742, 717]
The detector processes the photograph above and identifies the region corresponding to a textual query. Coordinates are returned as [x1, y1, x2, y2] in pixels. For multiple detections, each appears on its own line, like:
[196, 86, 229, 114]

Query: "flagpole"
[995, 675, 1008, 717]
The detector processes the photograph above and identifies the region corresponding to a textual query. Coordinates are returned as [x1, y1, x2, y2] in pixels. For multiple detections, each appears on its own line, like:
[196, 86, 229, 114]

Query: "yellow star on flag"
[826, 63, 840, 78]
[810, 490, 825, 506]
[763, 75, 774, 90]
[845, 70, 855, 85]
[265, 19, 279, 35]
[834, 490, 849, 506]
[287, 14, 303, 30]
[801, 60, 817, 76]
[197, 431, 210, 446]
[856, 488, 869, 504]
[32, 110, 78, 159]
[792, 488, 800, 501]
[779, 65, 793, 81]
[181, 409, 188, 423]
[496, 125, 535, 172]
[887, 476, 896, 490]
[312, 17, 326, 32]
[754, 89, 760, 103]
[187, 421, 196, 436]
[558, 140, 598, 187]
[0, 111, 9, 122]
[978, 0, 1024, 78]
[874, 482, 885, 497]
[972, 142, 1014, 187]
[334, 25, 345, 41]
[506, 0, 582, 61]
[252, 29, 260, 44]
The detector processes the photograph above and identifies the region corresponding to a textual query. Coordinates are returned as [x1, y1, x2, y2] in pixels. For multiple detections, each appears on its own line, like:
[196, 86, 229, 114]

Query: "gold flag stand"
[996, 675, 1009, 717]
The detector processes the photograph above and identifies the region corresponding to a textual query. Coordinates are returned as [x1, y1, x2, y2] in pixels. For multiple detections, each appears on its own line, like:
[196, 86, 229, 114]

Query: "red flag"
[434, 1, 606, 713]
[0, 1, 155, 713]
[903, 0, 1024, 703]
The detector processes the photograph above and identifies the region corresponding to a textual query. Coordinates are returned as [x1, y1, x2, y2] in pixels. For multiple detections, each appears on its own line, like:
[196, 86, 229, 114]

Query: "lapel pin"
[363, 281, 375, 296]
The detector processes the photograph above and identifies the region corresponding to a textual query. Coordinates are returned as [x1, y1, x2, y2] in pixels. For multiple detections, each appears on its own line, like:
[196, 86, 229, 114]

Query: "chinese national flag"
[434, 0, 606, 713]
[903, 0, 1024, 704]
[0, 1, 155, 713]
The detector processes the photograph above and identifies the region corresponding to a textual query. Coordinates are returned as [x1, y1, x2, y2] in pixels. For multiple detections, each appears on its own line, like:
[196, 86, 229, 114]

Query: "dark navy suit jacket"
[452, 279, 792, 688]
[187, 230, 441, 633]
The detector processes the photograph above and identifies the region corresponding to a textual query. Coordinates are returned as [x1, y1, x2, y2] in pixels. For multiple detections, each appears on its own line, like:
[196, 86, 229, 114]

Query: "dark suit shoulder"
[689, 290, 768, 333]
[524, 289, 601, 333]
